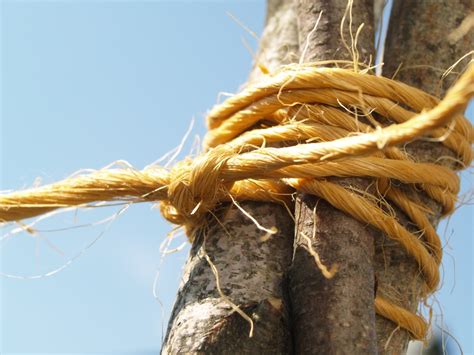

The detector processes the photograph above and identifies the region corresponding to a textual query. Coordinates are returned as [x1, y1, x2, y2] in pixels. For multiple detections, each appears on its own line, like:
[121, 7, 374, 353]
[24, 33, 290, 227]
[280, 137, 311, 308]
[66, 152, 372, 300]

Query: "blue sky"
[0, 1, 472, 354]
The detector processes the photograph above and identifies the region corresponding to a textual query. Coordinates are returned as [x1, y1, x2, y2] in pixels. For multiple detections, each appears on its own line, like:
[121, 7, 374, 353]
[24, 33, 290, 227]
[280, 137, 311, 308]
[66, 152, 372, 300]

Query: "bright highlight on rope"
[1, 63, 473, 341]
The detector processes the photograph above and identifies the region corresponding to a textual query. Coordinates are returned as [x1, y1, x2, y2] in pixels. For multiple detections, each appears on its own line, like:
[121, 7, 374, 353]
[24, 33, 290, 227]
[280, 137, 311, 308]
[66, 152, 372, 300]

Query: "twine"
[1, 63, 473, 340]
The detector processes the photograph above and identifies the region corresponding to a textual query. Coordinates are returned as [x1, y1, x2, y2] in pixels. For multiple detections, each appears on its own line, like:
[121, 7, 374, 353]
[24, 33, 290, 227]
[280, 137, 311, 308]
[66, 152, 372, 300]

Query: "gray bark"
[376, 0, 473, 353]
[162, 1, 299, 353]
[162, 202, 294, 354]
[384, 0, 473, 97]
[288, 1, 378, 354]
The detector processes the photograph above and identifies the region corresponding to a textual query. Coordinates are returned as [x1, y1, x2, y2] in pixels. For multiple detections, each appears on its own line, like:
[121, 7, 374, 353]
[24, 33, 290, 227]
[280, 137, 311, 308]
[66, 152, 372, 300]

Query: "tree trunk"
[375, 0, 473, 353]
[162, 1, 299, 353]
[288, 1, 378, 354]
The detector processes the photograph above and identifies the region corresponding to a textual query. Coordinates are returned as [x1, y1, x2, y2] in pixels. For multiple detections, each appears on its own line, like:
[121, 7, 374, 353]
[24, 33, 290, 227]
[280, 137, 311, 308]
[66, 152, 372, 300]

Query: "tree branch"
[288, 1, 378, 353]
[376, 0, 473, 353]
[162, 1, 299, 353]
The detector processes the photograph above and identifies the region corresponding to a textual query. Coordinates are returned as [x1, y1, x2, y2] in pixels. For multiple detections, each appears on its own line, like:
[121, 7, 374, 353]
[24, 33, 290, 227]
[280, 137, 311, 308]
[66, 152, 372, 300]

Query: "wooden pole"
[162, 1, 299, 353]
[376, 0, 473, 353]
[288, 1, 378, 353]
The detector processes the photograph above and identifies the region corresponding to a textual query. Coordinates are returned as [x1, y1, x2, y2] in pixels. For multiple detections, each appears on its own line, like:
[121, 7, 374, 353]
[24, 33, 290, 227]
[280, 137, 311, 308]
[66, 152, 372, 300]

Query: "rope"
[1, 63, 473, 340]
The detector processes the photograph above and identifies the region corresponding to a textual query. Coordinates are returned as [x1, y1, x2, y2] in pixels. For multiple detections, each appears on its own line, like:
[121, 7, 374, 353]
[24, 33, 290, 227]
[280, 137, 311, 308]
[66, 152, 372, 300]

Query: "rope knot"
[161, 145, 235, 228]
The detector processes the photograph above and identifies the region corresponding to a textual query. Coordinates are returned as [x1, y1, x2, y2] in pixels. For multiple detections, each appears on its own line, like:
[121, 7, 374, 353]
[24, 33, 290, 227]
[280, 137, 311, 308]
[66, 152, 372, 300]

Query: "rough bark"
[162, 1, 299, 353]
[289, 1, 378, 354]
[384, 0, 473, 97]
[296, 0, 375, 64]
[376, 1, 473, 353]
[249, 0, 300, 82]
[162, 202, 294, 354]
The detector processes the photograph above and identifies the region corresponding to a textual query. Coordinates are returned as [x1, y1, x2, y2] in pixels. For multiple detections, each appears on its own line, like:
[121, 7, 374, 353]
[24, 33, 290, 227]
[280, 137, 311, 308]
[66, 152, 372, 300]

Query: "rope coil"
[1, 63, 473, 340]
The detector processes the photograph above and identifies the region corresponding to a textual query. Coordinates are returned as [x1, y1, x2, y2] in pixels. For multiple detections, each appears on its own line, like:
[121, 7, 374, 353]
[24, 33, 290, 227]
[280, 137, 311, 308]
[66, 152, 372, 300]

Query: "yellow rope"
[1, 63, 473, 340]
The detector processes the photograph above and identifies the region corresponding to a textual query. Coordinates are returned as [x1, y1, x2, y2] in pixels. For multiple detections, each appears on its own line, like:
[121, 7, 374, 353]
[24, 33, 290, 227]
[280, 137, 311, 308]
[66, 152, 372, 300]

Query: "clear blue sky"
[0, 1, 472, 354]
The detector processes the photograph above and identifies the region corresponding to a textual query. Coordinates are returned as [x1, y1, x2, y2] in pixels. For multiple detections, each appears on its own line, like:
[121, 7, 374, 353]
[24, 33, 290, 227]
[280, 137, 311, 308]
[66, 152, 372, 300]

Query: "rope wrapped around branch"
[1, 63, 473, 340]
